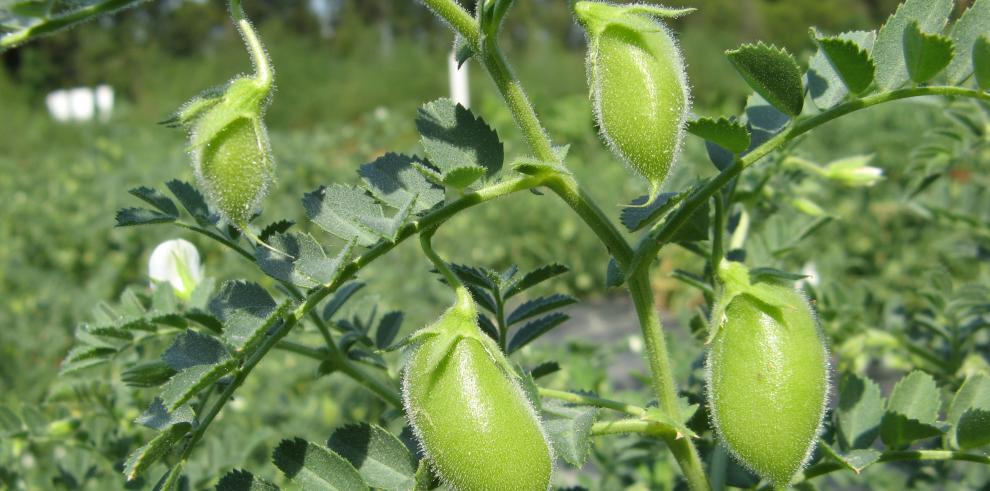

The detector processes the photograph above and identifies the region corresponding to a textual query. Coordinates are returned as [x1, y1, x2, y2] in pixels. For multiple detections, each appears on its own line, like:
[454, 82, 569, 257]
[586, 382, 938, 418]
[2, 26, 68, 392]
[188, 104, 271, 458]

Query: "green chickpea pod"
[706, 262, 830, 488]
[402, 289, 553, 491]
[575, 1, 692, 199]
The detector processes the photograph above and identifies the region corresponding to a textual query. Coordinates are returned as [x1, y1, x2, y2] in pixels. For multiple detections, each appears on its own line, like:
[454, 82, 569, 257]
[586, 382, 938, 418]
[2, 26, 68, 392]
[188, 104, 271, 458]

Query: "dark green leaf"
[477, 314, 499, 340]
[0, 406, 24, 437]
[816, 35, 876, 93]
[530, 361, 560, 379]
[256, 233, 352, 288]
[151, 464, 185, 491]
[873, 0, 952, 90]
[879, 412, 943, 447]
[745, 93, 790, 148]
[163, 330, 229, 371]
[216, 469, 280, 491]
[124, 423, 192, 481]
[903, 21, 955, 83]
[466, 284, 498, 313]
[449, 263, 498, 290]
[504, 263, 569, 298]
[507, 313, 569, 353]
[686, 117, 750, 153]
[605, 257, 624, 288]
[415, 98, 503, 188]
[273, 438, 369, 491]
[947, 373, 990, 448]
[974, 36, 990, 90]
[946, 0, 990, 84]
[304, 185, 407, 246]
[957, 409, 990, 449]
[620, 192, 684, 233]
[210, 281, 289, 354]
[885, 370, 940, 423]
[836, 373, 885, 450]
[670, 269, 713, 295]
[454, 36, 473, 67]
[322, 282, 365, 321]
[507, 294, 577, 325]
[135, 399, 194, 431]
[806, 29, 876, 109]
[359, 153, 444, 213]
[827, 446, 881, 473]
[748, 268, 808, 284]
[159, 359, 236, 410]
[130, 186, 179, 217]
[726, 42, 805, 116]
[880, 370, 943, 447]
[375, 311, 403, 350]
[259, 219, 294, 243]
[116, 208, 176, 227]
[327, 424, 417, 491]
[542, 401, 599, 467]
[166, 180, 215, 226]
[59, 344, 117, 375]
[671, 199, 711, 244]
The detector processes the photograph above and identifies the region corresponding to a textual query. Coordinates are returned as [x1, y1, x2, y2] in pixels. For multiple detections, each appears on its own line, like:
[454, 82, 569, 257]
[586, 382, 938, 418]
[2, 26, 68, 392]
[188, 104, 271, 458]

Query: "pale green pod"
[174, 76, 274, 230]
[193, 113, 273, 228]
[576, 1, 690, 197]
[706, 279, 829, 488]
[402, 298, 553, 491]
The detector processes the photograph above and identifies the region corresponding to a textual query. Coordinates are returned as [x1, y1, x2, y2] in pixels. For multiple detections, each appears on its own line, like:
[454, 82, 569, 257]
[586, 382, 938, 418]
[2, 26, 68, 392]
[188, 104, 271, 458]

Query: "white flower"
[149, 239, 203, 300]
[823, 155, 884, 187]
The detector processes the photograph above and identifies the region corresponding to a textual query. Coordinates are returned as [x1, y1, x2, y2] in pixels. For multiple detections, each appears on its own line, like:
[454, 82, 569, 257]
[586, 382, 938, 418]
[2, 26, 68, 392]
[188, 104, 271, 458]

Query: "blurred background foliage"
[1, 0, 988, 489]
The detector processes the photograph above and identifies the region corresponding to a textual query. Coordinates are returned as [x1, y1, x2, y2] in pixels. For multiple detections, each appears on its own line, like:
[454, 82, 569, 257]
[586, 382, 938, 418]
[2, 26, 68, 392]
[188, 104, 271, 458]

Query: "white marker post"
[448, 48, 470, 108]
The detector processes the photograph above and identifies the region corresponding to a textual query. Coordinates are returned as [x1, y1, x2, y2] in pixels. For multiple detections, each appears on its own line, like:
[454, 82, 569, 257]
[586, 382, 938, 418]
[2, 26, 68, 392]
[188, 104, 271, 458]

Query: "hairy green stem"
[420, 0, 480, 47]
[229, 0, 272, 89]
[538, 387, 648, 416]
[0, 0, 147, 51]
[419, 227, 463, 290]
[629, 86, 990, 274]
[628, 269, 710, 490]
[591, 418, 675, 439]
[799, 449, 990, 484]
